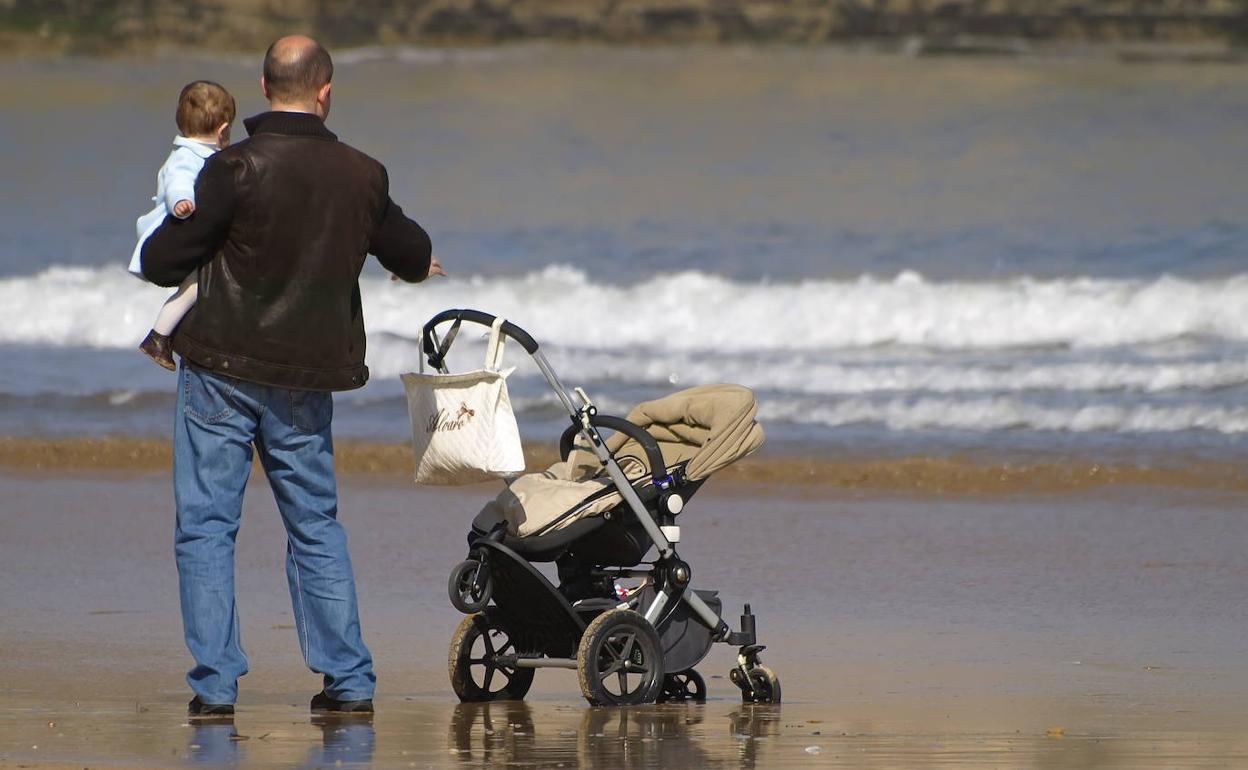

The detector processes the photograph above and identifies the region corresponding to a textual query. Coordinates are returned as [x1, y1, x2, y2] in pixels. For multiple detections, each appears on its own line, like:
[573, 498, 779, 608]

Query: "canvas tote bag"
[401, 317, 526, 485]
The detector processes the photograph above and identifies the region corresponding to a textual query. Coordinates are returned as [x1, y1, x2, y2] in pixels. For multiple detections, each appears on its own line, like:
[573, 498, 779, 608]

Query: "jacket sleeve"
[161, 147, 203, 217]
[368, 167, 432, 283]
[140, 155, 235, 287]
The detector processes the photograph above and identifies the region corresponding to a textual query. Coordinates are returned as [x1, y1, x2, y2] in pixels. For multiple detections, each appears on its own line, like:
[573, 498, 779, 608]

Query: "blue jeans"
[174, 361, 374, 704]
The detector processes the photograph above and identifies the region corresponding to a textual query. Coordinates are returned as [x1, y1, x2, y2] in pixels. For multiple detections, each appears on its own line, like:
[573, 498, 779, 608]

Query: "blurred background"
[1, 0, 1246, 463]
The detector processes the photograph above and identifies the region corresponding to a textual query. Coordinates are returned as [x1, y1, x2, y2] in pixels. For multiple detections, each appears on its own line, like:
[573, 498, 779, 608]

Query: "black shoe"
[139, 329, 176, 371]
[188, 695, 234, 718]
[310, 690, 374, 714]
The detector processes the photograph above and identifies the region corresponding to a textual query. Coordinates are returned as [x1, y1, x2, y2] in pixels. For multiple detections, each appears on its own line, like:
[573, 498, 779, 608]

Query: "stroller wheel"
[656, 669, 707, 703]
[733, 664, 781, 704]
[576, 609, 665, 706]
[449, 559, 493, 614]
[448, 609, 535, 702]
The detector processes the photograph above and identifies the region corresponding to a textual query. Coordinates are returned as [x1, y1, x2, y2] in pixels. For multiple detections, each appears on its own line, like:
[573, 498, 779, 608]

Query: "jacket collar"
[173, 135, 218, 159]
[243, 111, 337, 141]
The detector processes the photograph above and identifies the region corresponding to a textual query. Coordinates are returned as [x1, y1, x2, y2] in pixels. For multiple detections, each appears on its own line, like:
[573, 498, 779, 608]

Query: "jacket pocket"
[291, 390, 333, 435]
[183, 365, 237, 425]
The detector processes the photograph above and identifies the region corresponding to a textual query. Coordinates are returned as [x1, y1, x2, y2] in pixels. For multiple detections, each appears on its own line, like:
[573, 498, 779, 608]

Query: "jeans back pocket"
[183, 365, 238, 425]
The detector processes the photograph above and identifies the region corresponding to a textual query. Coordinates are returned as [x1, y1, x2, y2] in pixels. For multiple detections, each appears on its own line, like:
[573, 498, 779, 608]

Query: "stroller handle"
[422, 309, 540, 366]
[559, 414, 669, 488]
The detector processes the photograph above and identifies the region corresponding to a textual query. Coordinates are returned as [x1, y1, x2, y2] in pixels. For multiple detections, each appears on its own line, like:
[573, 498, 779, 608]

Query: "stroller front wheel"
[449, 558, 493, 614]
[576, 609, 665, 706]
[733, 664, 782, 704]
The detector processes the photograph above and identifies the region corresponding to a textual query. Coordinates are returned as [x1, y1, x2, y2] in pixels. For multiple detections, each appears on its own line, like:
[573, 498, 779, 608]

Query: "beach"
[1, 37, 1247, 770]
[2, 458, 1247, 768]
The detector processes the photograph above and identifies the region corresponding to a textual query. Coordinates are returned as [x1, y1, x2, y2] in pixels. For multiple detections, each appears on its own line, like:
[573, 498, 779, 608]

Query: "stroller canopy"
[475, 384, 765, 538]
[600, 383, 765, 481]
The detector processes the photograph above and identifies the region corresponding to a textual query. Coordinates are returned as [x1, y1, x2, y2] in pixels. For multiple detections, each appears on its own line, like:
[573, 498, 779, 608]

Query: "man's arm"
[369, 168, 433, 282]
[141, 156, 236, 287]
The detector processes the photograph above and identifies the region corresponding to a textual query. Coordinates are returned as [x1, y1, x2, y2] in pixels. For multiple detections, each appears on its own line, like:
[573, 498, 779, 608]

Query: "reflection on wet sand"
[449, 701, 736, 769]
[447, 701, 541, 765]
[186, 719, 243, 766]
[182, 713, 376, 769]
[301, 716, 375, 769]
[3, 697, 1248, 769]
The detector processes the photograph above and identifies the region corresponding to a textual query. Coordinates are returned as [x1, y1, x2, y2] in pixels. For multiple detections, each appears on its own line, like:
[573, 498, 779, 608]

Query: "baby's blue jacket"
[128, 136, 218, 280]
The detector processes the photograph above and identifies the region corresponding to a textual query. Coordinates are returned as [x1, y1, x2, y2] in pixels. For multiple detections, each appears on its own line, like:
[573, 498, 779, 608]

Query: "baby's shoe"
[139, 330, 176, 371]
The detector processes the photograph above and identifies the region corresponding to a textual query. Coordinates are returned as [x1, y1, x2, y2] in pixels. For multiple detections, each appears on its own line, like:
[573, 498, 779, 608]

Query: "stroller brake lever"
[576, 403, 598, 433]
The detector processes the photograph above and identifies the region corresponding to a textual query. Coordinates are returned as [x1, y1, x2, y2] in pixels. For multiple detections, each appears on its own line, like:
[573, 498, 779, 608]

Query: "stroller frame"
[421, 309, 779, 706]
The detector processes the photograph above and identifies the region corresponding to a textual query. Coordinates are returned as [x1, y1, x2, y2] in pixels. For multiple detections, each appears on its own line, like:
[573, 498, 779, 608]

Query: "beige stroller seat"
[472, 384, 764, 543]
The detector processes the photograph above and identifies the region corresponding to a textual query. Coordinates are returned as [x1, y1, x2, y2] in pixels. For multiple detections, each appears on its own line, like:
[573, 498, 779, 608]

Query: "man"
[142, 35, 443, 718]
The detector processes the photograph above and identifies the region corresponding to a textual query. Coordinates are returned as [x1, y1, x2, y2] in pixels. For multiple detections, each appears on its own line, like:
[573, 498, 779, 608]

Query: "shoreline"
[3, 435, 1246, 495]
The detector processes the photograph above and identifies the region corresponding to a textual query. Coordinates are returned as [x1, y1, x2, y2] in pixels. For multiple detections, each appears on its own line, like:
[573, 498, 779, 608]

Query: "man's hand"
[173, 199, 195, 218]
[389, 255, 445, 282]
[426, 255, 446, 279]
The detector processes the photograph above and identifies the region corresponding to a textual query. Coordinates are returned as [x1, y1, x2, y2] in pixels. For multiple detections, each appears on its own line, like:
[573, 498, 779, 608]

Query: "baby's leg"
[153, 274, 199, 336]
[140, 274, 197, 371]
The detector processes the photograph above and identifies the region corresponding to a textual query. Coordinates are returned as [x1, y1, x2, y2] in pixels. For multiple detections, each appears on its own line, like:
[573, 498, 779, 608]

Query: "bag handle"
[485, 316, 507, 371]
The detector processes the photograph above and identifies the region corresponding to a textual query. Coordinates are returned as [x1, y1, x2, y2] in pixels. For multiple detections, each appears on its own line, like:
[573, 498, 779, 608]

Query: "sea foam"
[2, 264, 1246, 352]
[764, 396, 1248, 435]
[4, 264, 1247, 436]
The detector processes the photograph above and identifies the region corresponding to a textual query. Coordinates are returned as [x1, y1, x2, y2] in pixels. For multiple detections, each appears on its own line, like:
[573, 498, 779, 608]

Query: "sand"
[3, 436, 1248, 494]
[1, 466, 1246, 768]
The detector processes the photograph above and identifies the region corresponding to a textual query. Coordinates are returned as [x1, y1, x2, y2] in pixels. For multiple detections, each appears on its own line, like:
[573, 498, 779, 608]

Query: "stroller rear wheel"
[449, 559, 493, 614]
[576, 609, 665, 706]
[656, 669, 707, 703]
[449, 609, 535, 702]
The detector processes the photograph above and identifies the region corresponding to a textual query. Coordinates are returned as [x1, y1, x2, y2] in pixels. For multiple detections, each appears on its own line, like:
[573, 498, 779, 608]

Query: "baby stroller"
[419, 309, 781, 706]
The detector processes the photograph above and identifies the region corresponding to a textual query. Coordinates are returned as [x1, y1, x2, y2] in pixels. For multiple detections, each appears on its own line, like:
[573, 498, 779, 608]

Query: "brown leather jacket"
[141, 111, 432, 391]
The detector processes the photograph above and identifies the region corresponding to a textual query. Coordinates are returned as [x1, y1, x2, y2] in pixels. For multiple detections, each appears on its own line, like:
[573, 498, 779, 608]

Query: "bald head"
[262, 35, 333, 108]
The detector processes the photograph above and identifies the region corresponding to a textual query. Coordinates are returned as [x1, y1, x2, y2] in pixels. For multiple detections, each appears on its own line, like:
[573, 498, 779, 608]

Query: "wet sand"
[2, 468, 1246, 768]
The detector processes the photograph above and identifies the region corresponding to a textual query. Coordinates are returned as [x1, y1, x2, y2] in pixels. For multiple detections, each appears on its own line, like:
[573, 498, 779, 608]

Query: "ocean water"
[1, 48, 1246, 460]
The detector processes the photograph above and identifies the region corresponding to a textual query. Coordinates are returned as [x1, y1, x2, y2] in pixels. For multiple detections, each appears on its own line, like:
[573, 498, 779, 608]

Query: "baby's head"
[176, 81, 236, 149]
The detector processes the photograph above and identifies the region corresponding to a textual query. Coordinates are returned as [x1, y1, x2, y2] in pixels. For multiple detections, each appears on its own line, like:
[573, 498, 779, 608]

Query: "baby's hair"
[176, 81, 236, 138]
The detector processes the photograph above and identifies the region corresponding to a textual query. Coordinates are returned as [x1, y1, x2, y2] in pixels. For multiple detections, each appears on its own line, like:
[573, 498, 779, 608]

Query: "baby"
[130, 80, 235, 370]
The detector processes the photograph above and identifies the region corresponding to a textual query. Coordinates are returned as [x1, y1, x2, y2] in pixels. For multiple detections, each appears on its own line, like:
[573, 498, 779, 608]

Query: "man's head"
[262, 35, 333, 119]
[176, 81, 236, 147]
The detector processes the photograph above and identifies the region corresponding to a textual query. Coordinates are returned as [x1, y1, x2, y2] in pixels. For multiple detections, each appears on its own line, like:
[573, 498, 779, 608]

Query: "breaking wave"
[2, 264, 1247, 351]
[3, 264, 1247, 437]
[762, 397, 1248, 435]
